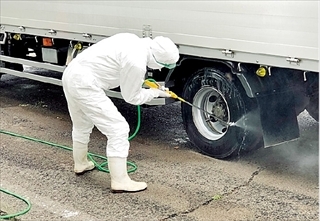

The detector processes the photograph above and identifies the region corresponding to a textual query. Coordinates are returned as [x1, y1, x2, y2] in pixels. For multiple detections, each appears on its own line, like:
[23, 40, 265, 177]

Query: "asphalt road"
[0, 69, 319, 221]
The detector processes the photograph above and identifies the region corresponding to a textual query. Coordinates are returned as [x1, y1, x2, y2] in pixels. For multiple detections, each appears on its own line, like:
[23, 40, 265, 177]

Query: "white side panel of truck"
[0, 1, 318, 71]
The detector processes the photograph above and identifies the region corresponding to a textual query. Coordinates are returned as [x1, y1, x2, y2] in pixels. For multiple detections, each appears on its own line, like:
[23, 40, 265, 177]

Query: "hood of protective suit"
[147, 36, 179, 70]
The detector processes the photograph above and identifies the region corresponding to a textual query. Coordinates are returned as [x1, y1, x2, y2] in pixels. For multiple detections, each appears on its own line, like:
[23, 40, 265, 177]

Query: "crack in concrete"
[224, 167, 264, 197]
[160, 167, 264, 220]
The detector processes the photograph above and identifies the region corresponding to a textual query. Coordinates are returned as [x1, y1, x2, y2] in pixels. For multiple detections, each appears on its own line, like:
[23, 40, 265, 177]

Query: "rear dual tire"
[306, 74, 319, 122]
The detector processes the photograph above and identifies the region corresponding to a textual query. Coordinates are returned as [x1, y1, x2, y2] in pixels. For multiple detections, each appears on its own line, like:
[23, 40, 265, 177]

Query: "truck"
[0, 1, 318, 158]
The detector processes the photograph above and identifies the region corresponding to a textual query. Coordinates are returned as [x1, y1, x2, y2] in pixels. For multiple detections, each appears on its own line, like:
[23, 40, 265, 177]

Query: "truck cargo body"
[0, 1, 318, 158]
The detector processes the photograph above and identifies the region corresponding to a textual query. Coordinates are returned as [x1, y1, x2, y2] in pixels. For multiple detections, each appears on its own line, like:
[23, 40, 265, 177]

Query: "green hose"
[128, 105, 141, 141]
[0, 129, 138, 173]
[0, 105, 142, 219]
[0, 188, 31, 220]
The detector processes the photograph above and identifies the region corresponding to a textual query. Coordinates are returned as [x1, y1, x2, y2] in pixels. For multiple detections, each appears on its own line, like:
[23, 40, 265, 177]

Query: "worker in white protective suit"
[62, 33, 179, 193]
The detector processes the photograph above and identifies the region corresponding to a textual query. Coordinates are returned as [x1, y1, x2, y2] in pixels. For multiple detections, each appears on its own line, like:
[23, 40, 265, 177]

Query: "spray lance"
[143, 79, 234, 127]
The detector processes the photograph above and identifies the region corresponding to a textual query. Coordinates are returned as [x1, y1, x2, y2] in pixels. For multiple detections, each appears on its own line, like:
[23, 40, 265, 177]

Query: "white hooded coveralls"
[62, 33, 179, 158]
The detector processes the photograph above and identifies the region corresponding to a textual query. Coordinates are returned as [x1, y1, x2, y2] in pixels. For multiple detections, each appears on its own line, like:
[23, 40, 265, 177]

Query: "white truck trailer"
[0, 1, 318, 158]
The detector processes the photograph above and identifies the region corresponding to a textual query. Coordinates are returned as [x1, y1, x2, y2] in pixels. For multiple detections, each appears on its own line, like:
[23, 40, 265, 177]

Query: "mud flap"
[257, 91, 300, 147]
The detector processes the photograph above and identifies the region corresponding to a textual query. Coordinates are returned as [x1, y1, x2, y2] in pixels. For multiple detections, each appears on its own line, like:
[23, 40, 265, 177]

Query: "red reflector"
[42, 38, 53, 47]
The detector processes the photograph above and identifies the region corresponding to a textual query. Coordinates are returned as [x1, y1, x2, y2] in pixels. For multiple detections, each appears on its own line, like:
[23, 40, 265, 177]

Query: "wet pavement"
[0, 69, 319, 220]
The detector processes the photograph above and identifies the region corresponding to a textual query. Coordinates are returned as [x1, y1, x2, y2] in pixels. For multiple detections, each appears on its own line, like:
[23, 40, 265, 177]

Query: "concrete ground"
[0, 72, 319, 221]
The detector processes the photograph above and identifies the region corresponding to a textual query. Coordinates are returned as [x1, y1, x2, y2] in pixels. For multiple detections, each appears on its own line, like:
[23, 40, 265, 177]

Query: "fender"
[165, 55, 236, 86]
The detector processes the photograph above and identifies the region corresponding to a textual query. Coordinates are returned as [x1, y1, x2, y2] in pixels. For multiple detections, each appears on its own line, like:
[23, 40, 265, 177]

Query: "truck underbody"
[0, 1, 318, 158]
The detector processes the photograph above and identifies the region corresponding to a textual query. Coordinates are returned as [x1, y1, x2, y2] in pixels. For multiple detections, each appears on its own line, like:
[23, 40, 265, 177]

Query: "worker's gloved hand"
[151, 88, 171, 98]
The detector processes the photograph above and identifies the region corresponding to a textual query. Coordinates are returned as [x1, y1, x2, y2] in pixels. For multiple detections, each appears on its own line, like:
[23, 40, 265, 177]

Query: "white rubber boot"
[108, 157, 147, 193]
[73, 141, 95, 174]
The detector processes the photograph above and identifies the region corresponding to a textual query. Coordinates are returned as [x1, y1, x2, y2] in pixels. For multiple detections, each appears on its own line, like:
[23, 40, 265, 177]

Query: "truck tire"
[0, 40, 24, 72]
[181, 67, 262, 158]
[306, 75, 319, 121]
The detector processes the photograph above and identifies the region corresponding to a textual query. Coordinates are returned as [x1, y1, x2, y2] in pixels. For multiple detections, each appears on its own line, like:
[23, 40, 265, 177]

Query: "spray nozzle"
[228, 122, 236, 127]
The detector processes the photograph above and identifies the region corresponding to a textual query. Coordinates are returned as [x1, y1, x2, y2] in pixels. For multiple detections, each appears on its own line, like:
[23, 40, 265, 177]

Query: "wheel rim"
[192, 86, 231, 140]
